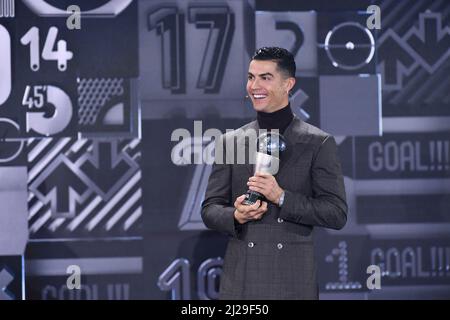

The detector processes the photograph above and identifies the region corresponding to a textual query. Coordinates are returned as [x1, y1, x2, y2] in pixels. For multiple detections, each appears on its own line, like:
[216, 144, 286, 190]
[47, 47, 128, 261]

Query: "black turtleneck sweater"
[257, 104, 293, 134]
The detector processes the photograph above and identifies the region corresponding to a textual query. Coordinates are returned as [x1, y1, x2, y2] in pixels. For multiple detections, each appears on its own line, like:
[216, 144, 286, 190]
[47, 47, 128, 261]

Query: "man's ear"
[285, 77, 296, 93]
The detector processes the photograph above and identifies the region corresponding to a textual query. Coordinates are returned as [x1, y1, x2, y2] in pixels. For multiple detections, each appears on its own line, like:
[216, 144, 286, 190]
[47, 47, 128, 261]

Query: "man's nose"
[250, 79, 260, 90]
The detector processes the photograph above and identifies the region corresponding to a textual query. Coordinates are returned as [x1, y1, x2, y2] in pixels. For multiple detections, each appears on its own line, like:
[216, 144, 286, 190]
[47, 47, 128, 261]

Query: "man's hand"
[247, 172, 284, 205]
[234, 194, 268, 224]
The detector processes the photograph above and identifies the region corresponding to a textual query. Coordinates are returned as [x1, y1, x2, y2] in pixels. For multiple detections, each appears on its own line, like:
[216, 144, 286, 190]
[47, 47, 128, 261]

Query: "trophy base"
[243, 190, 265, 205]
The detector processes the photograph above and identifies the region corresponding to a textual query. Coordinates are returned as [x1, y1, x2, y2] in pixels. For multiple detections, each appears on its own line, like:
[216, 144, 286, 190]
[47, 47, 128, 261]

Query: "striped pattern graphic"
[27, 138, 142, 239]
[78, 78, 125, 126]
[0, 0, 14, 18]
[377, 0, 450, 112]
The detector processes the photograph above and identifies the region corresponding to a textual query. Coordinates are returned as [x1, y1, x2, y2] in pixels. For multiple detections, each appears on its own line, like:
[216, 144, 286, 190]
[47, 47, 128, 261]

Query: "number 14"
[20, 26, 73, 72]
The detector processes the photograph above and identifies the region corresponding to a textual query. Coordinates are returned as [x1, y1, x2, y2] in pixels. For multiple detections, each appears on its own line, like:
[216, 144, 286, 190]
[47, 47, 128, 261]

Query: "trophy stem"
[243, 189, 265, 205]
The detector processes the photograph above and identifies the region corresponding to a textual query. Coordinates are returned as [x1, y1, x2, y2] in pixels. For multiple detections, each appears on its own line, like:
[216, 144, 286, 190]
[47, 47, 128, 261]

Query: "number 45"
[22, 85, 46, 109]
[20, 26, 73, 72]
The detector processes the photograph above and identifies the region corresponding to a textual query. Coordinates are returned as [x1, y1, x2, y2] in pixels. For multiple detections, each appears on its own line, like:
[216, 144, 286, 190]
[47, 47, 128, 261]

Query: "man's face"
[246, 59, 294, 113]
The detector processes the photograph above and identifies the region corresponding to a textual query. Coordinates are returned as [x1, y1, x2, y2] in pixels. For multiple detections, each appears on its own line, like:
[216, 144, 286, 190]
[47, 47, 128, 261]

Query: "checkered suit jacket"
[201, 115, 347, 300]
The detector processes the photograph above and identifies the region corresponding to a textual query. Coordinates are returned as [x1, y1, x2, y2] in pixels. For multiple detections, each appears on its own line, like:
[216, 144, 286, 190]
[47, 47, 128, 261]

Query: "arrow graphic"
[30, 154, 92, 218]
[405, 12, 450, 73]
[378, 30, 416, 90]
[78, 140, 139, 201]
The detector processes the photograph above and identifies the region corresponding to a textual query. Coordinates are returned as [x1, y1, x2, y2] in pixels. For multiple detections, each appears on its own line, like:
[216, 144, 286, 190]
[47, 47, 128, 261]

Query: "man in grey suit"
[201, 47, 348, 299]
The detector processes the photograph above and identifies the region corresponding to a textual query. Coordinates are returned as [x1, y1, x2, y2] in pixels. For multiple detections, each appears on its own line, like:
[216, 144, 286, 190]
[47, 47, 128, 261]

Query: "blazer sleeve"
[201, 135, 239, 237]
[279, 135, 348, 230]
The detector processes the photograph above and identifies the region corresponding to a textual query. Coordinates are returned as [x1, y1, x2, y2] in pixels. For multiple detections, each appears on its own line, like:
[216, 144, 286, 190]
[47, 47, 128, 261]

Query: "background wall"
[0, 0, 449, 300]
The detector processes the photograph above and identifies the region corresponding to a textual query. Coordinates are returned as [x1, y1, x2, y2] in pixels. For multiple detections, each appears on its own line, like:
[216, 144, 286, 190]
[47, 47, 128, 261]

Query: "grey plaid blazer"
[201, 116, 347, 300]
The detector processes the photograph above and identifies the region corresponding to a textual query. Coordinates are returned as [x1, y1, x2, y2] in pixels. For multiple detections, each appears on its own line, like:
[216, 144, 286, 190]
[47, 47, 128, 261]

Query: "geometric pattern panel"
[78, 77, 135, 136]
[377, 1, 450, 117]
[27, 138, 142, 239]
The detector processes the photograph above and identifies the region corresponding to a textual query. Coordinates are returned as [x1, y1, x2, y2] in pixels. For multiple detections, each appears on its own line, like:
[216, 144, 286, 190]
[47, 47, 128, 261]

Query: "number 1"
[20, 26, 40, 71]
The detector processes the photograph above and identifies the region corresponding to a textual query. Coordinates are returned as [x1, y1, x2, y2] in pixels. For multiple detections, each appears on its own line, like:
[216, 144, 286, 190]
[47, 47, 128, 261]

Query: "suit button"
[277, 243, 283, 250]
[248, 242, 254, 248]
[277, 218, 284, 223]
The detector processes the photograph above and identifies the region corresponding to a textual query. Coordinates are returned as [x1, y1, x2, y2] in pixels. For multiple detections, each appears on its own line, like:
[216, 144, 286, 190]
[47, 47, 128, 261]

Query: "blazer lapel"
[236, 121, 258, 176]
[276, 116, 308, 180]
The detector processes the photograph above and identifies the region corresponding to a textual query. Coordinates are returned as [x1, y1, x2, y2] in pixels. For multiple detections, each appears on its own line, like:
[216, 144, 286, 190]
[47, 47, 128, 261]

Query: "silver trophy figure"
[243, 131, 287, 205]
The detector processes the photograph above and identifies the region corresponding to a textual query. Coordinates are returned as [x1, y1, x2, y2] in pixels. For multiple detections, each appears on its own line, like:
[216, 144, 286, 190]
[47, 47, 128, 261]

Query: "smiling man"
[201, 47, 348, 300]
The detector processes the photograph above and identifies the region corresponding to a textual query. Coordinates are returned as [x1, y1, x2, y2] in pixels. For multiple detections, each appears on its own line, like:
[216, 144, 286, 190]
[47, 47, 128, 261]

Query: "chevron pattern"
[27, 138, 142, 239]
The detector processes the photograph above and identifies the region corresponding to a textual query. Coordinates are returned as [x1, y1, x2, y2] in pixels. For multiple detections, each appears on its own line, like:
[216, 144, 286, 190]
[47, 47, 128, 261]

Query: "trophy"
[243, 131, 287, 205]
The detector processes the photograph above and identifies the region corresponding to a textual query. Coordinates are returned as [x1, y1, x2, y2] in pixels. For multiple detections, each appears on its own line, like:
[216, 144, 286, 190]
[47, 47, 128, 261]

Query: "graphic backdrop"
[0, 0, 449, 299]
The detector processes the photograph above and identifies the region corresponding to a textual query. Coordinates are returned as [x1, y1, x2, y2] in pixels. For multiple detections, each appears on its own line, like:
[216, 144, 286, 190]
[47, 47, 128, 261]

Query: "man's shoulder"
[294, 119, 332, 146]
[221, 120, 258, 140]
[300, 121, 330, 138]
[219, 118, 333, 145]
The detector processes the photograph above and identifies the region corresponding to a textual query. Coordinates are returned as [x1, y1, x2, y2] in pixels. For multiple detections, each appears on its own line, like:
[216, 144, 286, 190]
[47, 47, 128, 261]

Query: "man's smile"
[252, 94, 267, 100]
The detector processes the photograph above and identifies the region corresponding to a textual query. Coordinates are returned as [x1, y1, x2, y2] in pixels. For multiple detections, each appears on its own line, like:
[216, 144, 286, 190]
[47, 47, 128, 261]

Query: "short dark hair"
[252, 47, 296, 78]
